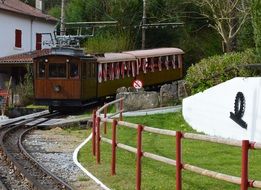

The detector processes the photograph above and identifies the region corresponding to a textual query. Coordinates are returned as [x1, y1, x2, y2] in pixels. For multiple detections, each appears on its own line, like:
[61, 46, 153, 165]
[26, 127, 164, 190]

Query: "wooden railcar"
[33, 47, 184, 111]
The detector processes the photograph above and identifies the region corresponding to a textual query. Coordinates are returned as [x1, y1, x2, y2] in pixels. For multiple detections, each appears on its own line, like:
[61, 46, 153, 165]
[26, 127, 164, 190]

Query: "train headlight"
[53, 85, 61, 92]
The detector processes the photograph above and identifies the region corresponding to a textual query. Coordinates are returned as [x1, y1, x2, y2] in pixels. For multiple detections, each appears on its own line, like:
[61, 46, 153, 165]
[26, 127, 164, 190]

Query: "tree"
[192, 0, 250, 52]
[251, 0, 261, 61]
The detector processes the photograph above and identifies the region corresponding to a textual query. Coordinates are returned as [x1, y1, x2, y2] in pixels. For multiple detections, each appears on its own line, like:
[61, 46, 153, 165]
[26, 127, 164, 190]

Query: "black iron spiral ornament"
[230, 92, 247, 129]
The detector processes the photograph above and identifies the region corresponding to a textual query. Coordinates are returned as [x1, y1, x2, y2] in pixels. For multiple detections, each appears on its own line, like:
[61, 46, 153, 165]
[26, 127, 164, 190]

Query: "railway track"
[0, 112, 74, 190]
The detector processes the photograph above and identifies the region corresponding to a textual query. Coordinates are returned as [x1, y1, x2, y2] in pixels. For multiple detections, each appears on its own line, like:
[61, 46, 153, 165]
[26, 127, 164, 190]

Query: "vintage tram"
[33, 47, 184, 111]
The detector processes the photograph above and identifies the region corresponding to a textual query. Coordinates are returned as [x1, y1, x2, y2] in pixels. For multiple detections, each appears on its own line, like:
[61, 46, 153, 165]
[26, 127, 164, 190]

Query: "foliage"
[237, 17, 255, 51]
[27, 0, 256, 63]
[24, 0, 61, 13]
[79, 112, 261, 189]
[251, 0, 261, 61]
[26, 104, 48, 109]
[15, 65, 34, 106]
[185, 49, 257, 94]
[191, 0, 251, 52]
[84, 31, 134, 53]
[44, 0, 239, 61]
[65, 0, 113, 22]
[48, 6, 61, 19]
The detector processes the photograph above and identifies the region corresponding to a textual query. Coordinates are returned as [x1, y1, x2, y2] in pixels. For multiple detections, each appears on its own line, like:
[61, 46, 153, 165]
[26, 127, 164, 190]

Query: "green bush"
[15, 65, 34, 106]
[185, 49, 258, 94]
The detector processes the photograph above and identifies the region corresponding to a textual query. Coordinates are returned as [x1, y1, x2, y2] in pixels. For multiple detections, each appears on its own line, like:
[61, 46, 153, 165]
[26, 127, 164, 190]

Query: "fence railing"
[91, 98, 261, 190]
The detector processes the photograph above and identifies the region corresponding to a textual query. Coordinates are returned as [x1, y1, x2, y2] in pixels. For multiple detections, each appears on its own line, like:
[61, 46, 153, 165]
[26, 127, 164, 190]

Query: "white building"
[0, 0, 57, 57]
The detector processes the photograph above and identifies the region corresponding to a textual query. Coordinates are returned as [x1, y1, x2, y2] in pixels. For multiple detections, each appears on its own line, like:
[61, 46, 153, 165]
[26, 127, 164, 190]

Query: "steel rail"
[0, 112, 73, 190]
[19, 126, 74, 190]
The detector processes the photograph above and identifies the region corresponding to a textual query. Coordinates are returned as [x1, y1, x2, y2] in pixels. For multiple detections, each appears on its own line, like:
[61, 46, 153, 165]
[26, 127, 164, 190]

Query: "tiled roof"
[0, 49, 51, 64]
[0, 0, 57, 22]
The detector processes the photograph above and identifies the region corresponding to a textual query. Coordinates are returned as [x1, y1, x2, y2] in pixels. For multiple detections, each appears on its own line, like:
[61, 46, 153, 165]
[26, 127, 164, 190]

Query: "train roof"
[124, 48, 184, 58]
[50, 47, 85, 57]
[96, 53, 136, 63]
[96, 47, 184, 63]
[32, 47, 184, 62]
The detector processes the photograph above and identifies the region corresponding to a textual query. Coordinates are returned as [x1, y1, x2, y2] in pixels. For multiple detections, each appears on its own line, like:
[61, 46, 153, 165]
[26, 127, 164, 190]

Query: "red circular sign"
[132, 79, 143, 89]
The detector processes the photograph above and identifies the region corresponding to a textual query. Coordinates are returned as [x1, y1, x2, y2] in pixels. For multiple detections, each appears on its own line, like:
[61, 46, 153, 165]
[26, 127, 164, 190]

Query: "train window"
[103, 63, 107, 82]
[163, 55, 169, 70]
[124, 61, 131, 77]
[159, 56, 172, 71]
[178, 55, 182, 68]
[49, 63, 66, 78]
[115, 62, 120, 79]
[120, 62, 125, 79]
[158, 57, 162, 71]
[148, 58, 154, 72]
[109, 63, 115, 80]
[136, 58, 149, 74]
[38, 62, 45, 78]
[98, 63, 102, 83]
[82, 63, 86, 79]
[70, 62, 79, 79]
[169, 55, 176, 69]
[131, 61, 136, 77]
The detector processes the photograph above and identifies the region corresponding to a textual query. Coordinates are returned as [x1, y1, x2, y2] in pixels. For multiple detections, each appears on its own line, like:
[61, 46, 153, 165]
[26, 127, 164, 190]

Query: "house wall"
[0, 10, 56, 57]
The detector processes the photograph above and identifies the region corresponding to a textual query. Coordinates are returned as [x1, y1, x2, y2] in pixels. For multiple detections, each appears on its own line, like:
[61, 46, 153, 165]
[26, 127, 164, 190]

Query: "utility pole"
[140, 0, 183, 49]
[141, 0, 146, 49]
[60, 0, 65, 36]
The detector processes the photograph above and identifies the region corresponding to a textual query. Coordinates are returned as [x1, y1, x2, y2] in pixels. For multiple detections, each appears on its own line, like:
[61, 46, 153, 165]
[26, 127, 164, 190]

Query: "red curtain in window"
[15, 29, 22, 48]
[36, 33, 42, 50]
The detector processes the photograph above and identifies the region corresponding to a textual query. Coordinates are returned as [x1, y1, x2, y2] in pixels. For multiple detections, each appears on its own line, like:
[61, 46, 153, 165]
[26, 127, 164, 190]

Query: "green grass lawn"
[78, 112, 261, 190]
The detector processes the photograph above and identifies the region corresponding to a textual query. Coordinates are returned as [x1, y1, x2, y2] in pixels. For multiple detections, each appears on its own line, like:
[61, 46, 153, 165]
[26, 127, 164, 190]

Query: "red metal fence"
[91, 98, 261, 190]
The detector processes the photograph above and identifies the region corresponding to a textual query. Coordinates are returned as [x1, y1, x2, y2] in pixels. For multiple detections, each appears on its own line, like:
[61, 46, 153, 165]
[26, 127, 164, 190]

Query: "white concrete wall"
[183, 77, 261, 142]
[32, 20, 56, 49]
[0, 11, 56, 57]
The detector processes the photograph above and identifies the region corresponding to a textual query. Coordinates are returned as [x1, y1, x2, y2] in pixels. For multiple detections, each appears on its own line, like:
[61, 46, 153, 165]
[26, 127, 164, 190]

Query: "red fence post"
[241, 140, 250, 190]
[111, 119, 117, 175]
[96, 116, 101, 164]
[176, 131, 183, 190]
[92, 110, 96, 156]
[120, 99, 123, 121]
[104, 106, 107, 134]
[136, 124, 143, 190]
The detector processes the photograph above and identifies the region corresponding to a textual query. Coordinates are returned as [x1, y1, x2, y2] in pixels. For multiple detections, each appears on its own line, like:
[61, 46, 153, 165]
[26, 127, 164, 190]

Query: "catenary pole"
[60, 0, 65, 36]
[141, 0, 146, 49]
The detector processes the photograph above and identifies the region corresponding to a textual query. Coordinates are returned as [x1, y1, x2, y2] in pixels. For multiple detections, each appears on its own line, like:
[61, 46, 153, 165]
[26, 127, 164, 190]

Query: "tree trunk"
[223, 39, 233, 53]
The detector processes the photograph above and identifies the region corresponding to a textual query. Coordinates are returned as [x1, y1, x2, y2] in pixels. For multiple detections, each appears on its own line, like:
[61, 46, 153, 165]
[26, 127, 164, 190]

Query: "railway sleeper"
[0, 153, 6, 160]
[8, 161, 14, 169]
[14, 166, 21, 176]
[8, 168, 14, 175]
[19, 172, 25, 180]
[24, 178, 32, 188]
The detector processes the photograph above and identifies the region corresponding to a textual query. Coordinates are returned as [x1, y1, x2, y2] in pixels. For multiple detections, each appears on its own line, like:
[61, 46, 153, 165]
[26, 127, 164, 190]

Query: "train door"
[34, 59, 47, 99]
[81, 61, 97, 100]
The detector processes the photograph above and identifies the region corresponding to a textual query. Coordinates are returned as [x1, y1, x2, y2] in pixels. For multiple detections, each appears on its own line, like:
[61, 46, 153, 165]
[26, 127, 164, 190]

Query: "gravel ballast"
[23, 127, 104, 190]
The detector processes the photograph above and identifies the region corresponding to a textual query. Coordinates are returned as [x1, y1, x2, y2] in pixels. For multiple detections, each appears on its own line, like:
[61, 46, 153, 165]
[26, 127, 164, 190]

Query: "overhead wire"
[84, 1, 117, 21]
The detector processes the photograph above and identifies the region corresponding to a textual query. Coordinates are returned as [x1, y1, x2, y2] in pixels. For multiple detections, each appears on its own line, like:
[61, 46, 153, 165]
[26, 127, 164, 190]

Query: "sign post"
[132, 79, 143, 90]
